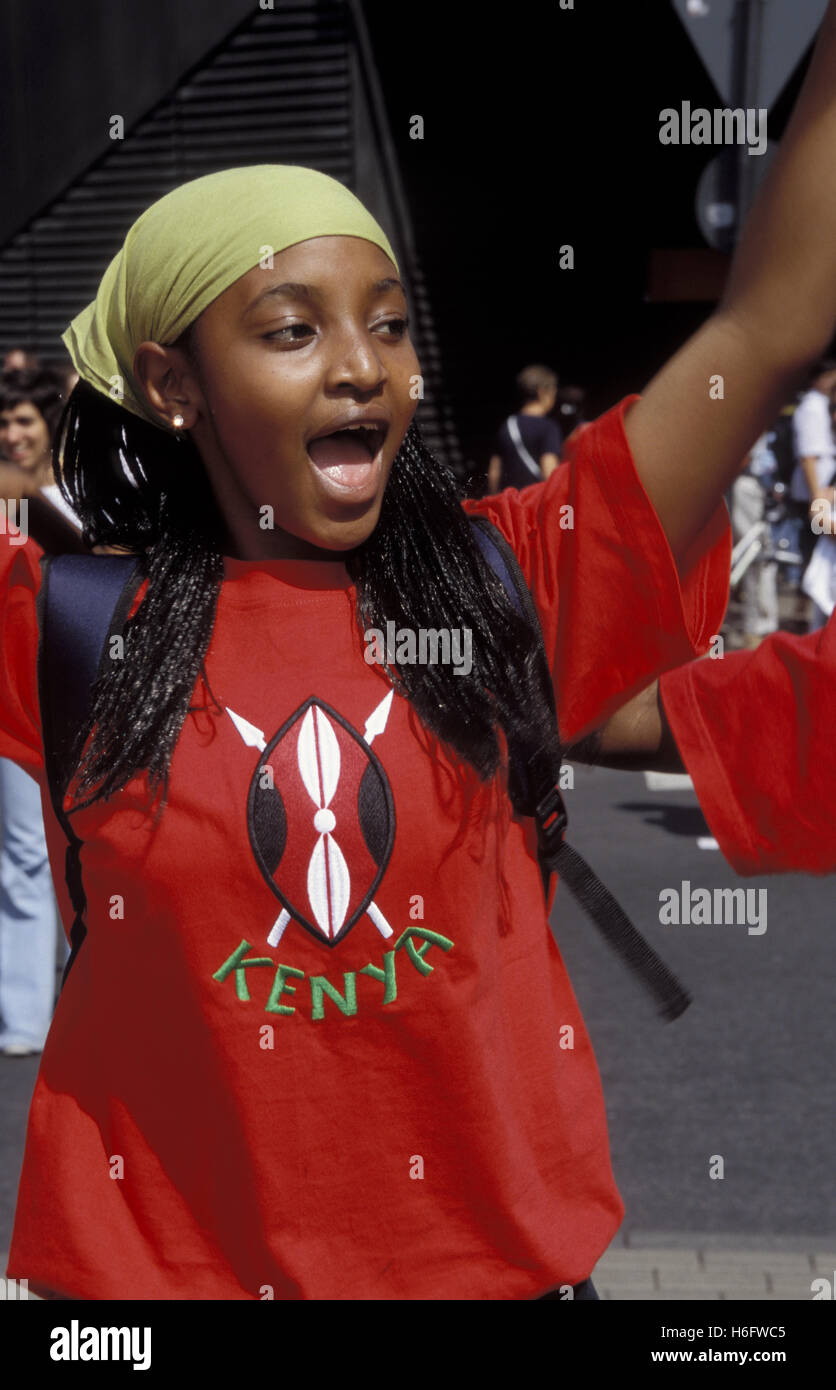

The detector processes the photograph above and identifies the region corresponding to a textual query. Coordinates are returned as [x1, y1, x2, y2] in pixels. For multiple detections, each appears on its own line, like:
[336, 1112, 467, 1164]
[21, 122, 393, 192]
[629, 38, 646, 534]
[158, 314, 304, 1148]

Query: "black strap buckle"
[535, 783, 568, 859]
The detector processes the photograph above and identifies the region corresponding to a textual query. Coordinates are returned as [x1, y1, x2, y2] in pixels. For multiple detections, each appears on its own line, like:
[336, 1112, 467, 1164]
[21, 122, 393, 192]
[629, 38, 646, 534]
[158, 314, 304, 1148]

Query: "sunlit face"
[173, 236, 421, 557]
[0, 401, 51, 471]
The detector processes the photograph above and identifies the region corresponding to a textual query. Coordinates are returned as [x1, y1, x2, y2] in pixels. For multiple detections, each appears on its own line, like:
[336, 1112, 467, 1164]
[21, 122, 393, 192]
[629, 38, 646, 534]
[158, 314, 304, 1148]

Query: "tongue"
[308, 430, 375, 488]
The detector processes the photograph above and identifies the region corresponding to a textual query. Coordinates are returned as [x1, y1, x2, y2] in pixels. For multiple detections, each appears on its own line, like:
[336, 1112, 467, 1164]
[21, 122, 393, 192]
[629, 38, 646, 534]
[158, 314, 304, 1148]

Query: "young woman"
[4, 3, 836, 1296]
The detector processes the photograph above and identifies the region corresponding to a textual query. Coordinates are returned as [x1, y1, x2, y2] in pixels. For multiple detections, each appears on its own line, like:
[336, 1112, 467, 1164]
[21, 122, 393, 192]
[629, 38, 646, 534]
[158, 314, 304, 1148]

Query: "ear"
[133, 341, 204, 431]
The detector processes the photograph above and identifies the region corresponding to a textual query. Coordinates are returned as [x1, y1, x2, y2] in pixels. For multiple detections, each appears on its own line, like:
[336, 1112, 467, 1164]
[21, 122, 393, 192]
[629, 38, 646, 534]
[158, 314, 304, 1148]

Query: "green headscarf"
[62, 164, 399, 431]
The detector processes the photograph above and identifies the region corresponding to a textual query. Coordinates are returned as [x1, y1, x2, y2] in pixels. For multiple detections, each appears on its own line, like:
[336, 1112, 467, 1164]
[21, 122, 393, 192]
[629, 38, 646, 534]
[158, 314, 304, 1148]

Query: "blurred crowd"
[730, 358, 836, 644]
[487, 359, 836, 645]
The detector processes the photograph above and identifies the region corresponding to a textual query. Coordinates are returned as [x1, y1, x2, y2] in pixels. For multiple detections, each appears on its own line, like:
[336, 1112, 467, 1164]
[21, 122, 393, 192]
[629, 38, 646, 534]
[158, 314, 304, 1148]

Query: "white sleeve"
[793, 393, 832, 459]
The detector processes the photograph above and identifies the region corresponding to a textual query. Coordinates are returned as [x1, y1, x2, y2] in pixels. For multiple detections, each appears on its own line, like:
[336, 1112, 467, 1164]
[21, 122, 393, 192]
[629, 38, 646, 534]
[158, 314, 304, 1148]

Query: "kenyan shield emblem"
[246, 697, 396, 948]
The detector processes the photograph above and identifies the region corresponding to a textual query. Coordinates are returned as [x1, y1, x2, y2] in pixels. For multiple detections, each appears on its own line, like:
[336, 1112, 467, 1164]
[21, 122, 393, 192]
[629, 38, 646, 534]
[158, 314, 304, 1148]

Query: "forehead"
[208, 235, 399, 316]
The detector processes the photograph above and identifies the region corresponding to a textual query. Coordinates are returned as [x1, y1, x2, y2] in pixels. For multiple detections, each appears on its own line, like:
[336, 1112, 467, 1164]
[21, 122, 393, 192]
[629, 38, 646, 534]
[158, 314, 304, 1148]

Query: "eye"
[263, 323, 315, 342]
[377, 317, 409, 337]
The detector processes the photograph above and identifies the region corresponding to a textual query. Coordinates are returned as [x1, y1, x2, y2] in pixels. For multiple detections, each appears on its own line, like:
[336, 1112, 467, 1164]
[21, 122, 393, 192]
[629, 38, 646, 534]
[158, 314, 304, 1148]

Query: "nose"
[327, 324, 387, 394]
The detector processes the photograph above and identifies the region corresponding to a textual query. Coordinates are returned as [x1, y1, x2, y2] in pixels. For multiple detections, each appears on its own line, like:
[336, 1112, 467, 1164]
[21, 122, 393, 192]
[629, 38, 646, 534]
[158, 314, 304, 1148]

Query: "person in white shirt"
[790, 359, 836, 629]
[732, 431, 780, 645]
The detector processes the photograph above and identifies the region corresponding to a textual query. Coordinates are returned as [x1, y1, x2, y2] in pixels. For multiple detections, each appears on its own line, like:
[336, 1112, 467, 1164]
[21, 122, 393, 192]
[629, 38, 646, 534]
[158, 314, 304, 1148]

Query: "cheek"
[204, 350, 310, 446]
[203, 363, 320, 511]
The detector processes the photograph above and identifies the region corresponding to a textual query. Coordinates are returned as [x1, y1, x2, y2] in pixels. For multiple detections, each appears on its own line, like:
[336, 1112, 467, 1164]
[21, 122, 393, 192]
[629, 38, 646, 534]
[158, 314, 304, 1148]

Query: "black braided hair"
[55, 380, 553, 815]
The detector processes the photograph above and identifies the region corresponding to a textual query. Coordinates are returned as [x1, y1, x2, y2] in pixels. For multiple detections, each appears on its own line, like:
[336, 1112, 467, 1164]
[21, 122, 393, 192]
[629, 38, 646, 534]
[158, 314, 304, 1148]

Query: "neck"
[33, 457, 54, 488]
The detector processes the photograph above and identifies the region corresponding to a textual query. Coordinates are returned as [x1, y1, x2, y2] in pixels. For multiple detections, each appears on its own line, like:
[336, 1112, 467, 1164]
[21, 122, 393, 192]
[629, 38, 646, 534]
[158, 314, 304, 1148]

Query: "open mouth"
[306, 423, 387, 494]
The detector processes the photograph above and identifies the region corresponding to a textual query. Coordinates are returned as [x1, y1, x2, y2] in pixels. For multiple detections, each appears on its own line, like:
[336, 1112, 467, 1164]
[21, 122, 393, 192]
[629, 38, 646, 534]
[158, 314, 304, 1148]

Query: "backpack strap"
[505, 415, 543, 479]
[469, 514, 691, 1022]
[37, 553, 144, 984]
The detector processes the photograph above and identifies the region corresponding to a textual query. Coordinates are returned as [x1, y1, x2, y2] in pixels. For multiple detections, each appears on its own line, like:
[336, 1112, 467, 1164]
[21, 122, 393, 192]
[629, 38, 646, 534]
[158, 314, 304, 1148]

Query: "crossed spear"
[226, 691, 394, 946]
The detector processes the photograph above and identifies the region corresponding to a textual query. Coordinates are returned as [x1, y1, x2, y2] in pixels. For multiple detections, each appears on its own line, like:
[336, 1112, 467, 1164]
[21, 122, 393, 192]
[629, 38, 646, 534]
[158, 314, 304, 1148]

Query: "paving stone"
[715, 1291, 804, 1302]
[701, 1251, 812, 1270]
[645, 1253, 703, 1275]
[605, 1288, 723, 1300]
[595, 1251, 661, 1269]
[661, 1280, 771, 1298]
[623, 1231, 829, 1253]
[648, 1284, 717, 1295]
[592, 1269, 657, 1290]
[765, 1276, 819, 1299]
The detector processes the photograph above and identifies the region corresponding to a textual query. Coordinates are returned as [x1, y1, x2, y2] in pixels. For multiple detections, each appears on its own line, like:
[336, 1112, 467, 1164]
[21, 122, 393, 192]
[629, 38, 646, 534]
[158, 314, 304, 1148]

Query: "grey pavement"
[549, 765, 835, 1241]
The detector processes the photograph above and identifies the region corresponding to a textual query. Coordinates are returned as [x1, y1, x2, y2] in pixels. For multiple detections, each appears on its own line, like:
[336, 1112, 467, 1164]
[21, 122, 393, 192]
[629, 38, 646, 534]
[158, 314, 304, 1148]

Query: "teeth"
[310, 421, 383, 444]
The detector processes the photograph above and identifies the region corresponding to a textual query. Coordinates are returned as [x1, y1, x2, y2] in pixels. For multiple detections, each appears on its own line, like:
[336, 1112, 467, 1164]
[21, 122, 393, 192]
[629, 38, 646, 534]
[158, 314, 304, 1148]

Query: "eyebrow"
[243, 277, 405, 317]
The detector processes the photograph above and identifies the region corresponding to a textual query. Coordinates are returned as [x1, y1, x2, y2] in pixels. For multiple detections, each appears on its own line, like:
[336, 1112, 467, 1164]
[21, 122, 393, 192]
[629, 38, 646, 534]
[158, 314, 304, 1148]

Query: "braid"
[68, 529, 224, 812]
[56, 382, 225, 812]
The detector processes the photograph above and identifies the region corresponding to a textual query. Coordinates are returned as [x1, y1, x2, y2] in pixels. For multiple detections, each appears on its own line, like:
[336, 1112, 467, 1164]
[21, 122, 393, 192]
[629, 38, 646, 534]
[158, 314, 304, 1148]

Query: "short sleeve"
[464, 394, 731, 744]
[0, 533, 46, 780]
[659, 621, 836, 877]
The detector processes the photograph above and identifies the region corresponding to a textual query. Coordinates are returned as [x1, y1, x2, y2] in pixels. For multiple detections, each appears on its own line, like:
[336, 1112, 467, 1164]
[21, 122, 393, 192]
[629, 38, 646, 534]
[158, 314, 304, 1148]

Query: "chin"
[303, 486, 387, 546]
[310, 510, 382, 552]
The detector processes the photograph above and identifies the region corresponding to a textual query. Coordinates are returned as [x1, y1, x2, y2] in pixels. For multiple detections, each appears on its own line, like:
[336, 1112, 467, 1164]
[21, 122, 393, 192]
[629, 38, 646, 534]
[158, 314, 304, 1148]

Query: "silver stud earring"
[172, 413, 185, 429]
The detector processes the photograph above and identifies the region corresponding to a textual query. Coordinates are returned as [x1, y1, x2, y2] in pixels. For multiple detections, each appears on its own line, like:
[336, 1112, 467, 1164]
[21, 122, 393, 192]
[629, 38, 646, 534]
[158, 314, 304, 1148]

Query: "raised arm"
[624, 1, 836, 562]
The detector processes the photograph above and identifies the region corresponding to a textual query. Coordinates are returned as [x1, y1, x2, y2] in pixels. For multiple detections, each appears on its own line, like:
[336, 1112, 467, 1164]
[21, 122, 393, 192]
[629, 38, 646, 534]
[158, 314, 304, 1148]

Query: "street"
[550, 763, 834, 1238]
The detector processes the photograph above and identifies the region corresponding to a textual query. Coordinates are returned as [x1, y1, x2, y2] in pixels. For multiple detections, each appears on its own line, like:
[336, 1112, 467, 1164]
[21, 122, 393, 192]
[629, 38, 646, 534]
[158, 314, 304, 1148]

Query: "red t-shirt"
[660, 619, 836, 877]
[2, 397, 730, 1300]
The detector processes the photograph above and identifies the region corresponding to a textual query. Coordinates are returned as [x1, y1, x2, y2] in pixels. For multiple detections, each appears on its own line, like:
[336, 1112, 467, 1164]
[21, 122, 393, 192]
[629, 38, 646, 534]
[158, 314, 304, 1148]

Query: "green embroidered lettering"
[265, 964, 305, 1015]
[213, 939, 274, 1002]
[359, 950, 397, 1004]
[394, 926, 454, 976]
[309, 972, 358, 1021]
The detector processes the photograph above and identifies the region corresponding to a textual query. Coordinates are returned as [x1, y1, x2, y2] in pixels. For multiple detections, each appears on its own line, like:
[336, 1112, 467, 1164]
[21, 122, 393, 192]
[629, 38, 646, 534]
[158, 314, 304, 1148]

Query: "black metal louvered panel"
[0, 0, 460, 468]
[0, 4, 353, 365]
